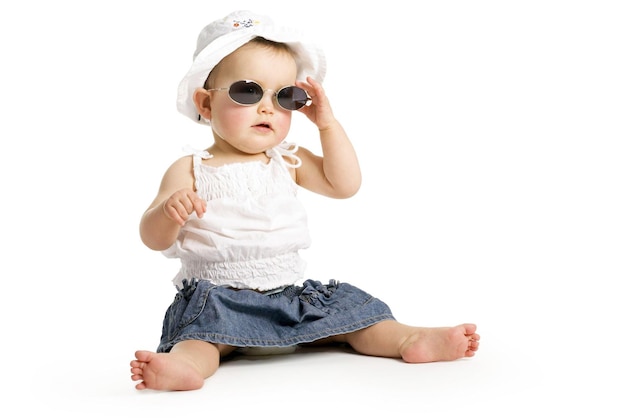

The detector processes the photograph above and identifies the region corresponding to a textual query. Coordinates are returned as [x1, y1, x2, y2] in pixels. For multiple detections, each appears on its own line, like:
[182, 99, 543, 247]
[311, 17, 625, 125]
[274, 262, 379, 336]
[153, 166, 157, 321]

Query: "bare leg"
[336, 321, 480, 363]
[130, 340, 235, 391]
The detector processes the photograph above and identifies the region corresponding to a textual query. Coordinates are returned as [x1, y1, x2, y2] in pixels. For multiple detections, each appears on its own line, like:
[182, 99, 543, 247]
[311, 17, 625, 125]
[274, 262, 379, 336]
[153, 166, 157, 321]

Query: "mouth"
[254, 122, 272, 130]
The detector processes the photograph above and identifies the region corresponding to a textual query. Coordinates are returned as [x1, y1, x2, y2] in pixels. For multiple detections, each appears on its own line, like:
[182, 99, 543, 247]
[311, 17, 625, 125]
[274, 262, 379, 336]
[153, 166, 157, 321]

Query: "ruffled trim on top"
[173, 252, 307, 291]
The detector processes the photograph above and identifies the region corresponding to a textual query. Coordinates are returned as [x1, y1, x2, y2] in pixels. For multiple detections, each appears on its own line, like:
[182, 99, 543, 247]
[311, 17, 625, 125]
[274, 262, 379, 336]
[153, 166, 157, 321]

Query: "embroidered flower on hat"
[232, 18, 260, 29]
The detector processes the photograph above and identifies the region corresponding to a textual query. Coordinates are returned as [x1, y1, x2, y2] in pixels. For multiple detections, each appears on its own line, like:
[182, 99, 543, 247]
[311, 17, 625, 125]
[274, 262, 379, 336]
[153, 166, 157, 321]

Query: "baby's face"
[207, 43, 299, 155]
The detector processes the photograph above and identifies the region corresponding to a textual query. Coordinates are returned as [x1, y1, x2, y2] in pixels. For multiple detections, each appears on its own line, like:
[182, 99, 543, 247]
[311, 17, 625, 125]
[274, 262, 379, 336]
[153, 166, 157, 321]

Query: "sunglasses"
[208, 80, 311, 111]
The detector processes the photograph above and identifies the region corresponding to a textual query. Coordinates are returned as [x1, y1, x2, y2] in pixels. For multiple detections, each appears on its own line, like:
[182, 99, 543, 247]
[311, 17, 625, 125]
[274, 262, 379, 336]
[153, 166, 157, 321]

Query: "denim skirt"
[157, 279, 395, 352]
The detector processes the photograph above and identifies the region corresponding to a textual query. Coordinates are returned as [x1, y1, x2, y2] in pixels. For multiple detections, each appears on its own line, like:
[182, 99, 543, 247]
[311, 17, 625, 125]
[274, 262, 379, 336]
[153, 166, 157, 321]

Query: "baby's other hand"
[162, 188, 206, 226]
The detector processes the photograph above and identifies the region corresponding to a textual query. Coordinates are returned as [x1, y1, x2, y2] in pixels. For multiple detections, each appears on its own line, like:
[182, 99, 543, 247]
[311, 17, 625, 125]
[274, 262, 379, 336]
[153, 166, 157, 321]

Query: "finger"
[295, 79, 317, 97]
[304, 76, 320, 88]
[182, 191, 205, 217]
[295, 78, 313, 90]
[193, 197, 207, 218]
[304, 76, 325, 96]
[163, 203, 185, 226]
[171, 203, 189, 225]
[181, 197, 196, 216]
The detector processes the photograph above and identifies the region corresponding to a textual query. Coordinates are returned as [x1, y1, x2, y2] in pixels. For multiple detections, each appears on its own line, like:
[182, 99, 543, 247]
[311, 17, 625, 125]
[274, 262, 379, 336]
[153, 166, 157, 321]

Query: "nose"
[257, 89, 277, 113]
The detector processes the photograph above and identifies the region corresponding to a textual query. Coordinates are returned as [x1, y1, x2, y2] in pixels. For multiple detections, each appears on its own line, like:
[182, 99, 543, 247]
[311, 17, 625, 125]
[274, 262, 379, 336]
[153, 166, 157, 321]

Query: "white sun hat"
[177, 10, 326, 124]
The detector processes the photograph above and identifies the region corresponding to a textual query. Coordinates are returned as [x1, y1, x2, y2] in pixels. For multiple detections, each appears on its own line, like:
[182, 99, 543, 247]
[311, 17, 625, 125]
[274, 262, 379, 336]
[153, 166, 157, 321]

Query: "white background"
[1, 1, 624, 417]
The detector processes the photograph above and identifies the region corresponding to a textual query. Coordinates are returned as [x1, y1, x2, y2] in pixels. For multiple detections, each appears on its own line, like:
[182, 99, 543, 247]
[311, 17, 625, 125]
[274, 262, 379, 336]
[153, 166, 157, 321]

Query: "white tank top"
[163, 142, 311, 291]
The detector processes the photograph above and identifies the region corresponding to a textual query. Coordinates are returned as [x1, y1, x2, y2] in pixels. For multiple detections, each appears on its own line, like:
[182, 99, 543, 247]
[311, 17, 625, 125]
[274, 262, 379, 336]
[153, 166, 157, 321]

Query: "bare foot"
[130, 350, 205, 391]
[399, 323, 480, 363]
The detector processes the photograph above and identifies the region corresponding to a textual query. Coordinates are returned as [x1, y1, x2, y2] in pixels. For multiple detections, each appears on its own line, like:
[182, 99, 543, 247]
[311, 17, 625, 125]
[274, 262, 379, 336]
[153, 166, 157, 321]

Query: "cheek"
[274, 112, 293, 137]
[211, 106, 250, 135]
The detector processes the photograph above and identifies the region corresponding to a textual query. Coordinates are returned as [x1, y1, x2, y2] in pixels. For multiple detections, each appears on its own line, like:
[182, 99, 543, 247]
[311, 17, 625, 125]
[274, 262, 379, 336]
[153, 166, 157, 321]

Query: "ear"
[193, 88, 212, 121]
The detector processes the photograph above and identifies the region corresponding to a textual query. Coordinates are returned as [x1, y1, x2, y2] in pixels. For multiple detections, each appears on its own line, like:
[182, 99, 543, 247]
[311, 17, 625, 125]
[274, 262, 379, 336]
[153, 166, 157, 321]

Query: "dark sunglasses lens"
[229, 81, 263, 105]
[277, 86, 309, 110]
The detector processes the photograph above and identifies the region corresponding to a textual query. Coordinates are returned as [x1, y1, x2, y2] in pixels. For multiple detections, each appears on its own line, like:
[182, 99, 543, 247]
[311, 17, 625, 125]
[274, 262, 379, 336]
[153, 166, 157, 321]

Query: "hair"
[203, 36, 296, 89]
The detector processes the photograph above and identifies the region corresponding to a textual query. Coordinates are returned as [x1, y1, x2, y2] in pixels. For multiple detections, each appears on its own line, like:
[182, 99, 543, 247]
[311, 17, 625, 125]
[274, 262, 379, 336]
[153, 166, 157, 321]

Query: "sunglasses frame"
[207, 80, 311, 111]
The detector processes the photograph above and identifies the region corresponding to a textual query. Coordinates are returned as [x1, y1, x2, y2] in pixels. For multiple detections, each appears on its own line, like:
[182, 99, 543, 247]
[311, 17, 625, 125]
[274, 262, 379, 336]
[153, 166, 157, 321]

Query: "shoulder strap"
[183, 145, 213, 169]
[265, 141, 302, 168]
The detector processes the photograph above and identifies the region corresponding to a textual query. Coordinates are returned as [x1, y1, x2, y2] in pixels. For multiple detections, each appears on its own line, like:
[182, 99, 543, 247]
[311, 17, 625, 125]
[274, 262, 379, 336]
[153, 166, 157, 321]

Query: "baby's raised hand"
[296, 76, 337, 130]
[162, 188, 206, 226]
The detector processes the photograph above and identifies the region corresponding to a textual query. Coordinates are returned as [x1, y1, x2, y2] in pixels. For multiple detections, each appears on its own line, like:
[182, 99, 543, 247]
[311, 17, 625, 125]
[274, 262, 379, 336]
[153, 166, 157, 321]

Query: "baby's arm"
[139, 156, 206, 250]
[294, 77, 361, 198]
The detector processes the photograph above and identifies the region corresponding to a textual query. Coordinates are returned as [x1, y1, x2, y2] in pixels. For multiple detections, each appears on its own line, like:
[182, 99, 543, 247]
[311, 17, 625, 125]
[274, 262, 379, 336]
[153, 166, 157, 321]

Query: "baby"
[130, 10, 479, 391]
